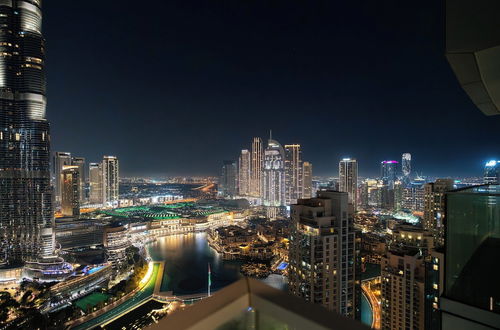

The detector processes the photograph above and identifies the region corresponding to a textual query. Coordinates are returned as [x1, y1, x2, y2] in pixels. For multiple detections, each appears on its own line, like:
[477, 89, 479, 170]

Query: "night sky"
[43, 1, 500, 177]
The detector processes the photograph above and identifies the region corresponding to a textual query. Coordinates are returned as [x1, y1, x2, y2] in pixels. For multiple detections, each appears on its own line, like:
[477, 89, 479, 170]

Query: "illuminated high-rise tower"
[71, 156, 86, 203]
[53, 151, 72, 203]
[402, 153, 412, 185]
[61, 166, 80, 217]
[219, 160, 237, 198]
[381, 160, 398, 189]
[284, 144, 303, 205]
[339, 158, 358, 210]
[483, 160, 500, 184]
[89, 162, 103, 204]
[0, 1, 54, 264]
[250, 137, 263, 197]
[303, 161, 313, 198]
[238, 149, 250, 196]
[103, 156, 119, 204]
[262, 136, 285, 217]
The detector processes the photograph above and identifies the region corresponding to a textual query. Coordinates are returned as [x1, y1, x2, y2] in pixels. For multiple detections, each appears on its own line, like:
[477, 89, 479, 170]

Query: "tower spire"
[269, 129, 272, 141]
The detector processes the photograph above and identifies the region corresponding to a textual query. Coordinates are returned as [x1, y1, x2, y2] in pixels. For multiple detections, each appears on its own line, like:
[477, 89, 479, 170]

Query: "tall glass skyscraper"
[483, 160, 500, 184]
[339, 158, 358, 211]
[381, 160, 398, 189]
[402, 153, 411, 185]
[0, 0, 54, 265]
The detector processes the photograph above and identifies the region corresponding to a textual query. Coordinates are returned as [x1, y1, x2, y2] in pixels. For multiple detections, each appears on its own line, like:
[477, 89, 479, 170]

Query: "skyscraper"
[284, 144, 303, 205]
[423, 179, 454, 247]
[381, 160, 398, 189]
[53, 152, 72, 203]
[89, 162, 103, 204]
[483, 160, 500, 184]
[402, 153, 411, 185]
[61, 166, 80, 217]
[381, 248, 425, 330]
[0, 0, 54, 264]
[303, 161, 313, 199]
[339, 158, 358, 211]
[250, 137, 263, 197]
[219, 160, 237, 198]
[71, 156, 86, 203]
[262, 137, 285, 218]
[238, 149, 250, 196]
[288, 191, 358, 318]
[103, 156, 119, 204]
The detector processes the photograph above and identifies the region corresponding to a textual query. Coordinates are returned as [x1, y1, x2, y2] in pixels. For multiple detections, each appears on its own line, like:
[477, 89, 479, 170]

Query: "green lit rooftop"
[101, 202, 227, 220]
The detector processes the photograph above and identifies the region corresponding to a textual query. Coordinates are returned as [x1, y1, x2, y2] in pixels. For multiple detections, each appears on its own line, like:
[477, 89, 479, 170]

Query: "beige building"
[381, 248, 425, 330]
[423, 178, 454, 246]
[339, 158, 358, 211]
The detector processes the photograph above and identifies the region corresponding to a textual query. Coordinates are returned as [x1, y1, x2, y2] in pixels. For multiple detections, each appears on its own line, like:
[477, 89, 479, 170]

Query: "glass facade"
[0, 0, 52, 265]
[445, 185, 500, 314]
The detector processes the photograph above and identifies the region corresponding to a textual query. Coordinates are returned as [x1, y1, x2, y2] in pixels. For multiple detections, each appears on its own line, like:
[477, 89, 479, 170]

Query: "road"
[362, 281, 381, 330]
[72, 263, 160, 330]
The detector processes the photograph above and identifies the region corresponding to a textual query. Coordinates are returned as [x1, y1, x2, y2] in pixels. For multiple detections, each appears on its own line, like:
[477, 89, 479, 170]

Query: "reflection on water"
[147, 232, 244, 295]
[147, 232, 288, 295]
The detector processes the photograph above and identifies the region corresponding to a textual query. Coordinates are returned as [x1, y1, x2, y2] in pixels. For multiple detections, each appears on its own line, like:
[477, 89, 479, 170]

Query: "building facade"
[89, 162, 103, 204]
[238, 149, 250, 196]
[423, 179, 454, 247]
[288, 191, 358, 318]
[103, 155, 119, 204]
[0, 0, 55, 265]
[262, 138, 285, 217]
[303, 161, 313, 199]
[250, 137, 263, 198]
[339, 158, 358, 211]
[53, 152, 72, 204]
[61, 166, 80, 217]
[284, 144, 303, 205]
[381, 248, 425, 330]
[71, 156, 86, 203]
[219, 160, 237, 198]
[483, 160, 500, 184]
[402, 153, 411, 185]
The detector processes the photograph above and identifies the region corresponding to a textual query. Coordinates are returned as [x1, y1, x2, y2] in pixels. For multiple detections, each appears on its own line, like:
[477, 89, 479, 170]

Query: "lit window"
[433, 264, 438, 271]
[433, 283, 438, 290]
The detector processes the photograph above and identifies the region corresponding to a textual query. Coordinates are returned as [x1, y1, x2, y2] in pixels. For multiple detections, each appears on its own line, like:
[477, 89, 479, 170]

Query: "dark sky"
[43, 1, 500, 177]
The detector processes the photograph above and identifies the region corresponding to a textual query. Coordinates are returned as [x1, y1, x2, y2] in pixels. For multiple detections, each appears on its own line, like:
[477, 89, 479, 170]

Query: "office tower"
[53, 152, 72, 203]
[262, 137, 285, 217]
[71, 156, 86, 203]
[284, 144, 303, 205]
[60, 166, 80, 217]
[288, 191, 358, 318]
[303, 161, 313, 198]
[89, 162, 103, 204]
[250, 137, 263, 197]
[381, 248, 425, 330]
[423, 179, 454, 247]
[402, 178, 425, 211]
[402, 153, 411, 185]
[219, 160, 237, 198]
[441, 185, 500, 328]
[238, 150, 250, 196]
[483, 160, 500, 184]
[394, 180, 403, 211]
[339, 158, 358, 211]
[103, 156, 119, 204]
[290, 193, 356, 309]
[380, 160, 398, 189]
[0, 1, 55, 264]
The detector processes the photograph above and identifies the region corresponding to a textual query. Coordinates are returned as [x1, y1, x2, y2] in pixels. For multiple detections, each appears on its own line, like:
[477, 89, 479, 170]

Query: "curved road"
[72, 263, 160, 330]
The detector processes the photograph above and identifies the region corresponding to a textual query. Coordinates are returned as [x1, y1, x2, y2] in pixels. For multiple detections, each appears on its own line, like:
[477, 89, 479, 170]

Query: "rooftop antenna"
[269, 129, 272, 140]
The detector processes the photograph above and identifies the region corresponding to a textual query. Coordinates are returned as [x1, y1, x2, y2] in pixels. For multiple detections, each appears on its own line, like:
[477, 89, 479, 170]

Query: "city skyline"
[42, 1, 500, 177]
